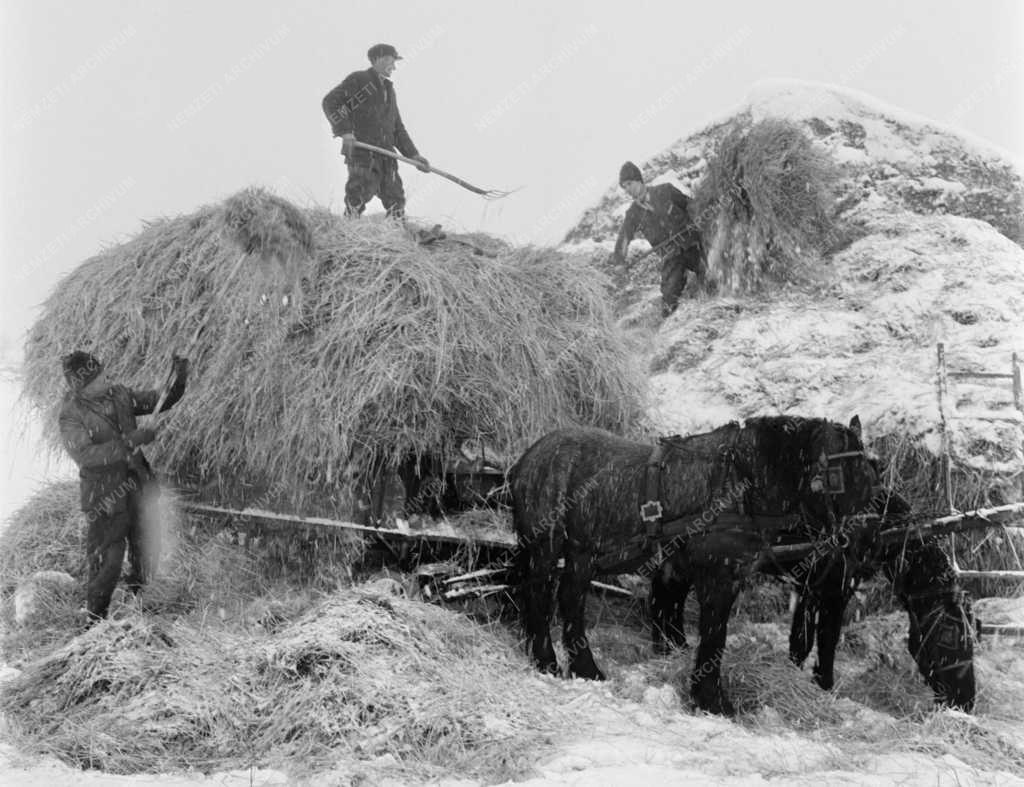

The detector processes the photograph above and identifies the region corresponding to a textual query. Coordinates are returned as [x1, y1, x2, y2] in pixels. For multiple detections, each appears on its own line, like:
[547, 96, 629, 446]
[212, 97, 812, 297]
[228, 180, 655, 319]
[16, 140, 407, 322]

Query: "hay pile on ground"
[0, 584, 566, 781]
[0, 482, 366, 664]
[22, 188, 644, 517]
[0, 481, 83, 595]
[693, 118, 840, 294]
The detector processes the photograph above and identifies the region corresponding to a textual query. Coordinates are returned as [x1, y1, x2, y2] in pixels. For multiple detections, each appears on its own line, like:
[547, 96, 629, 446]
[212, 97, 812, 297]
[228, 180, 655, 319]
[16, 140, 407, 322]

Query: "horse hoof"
[569, 665, 606, 681]
[693, 691, 736, 717]
[534, 660, 559, 677]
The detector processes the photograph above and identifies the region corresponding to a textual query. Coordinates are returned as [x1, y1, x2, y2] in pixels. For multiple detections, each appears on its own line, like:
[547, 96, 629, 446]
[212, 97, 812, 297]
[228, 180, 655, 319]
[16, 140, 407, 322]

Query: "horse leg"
[519, 537, 561, 677]
[651, 560, 690, 654]
[559, 548, 605, 680]
[788, 591, 817, 669]
[811, 591, 850, 690]
[691, 561, 739, 716]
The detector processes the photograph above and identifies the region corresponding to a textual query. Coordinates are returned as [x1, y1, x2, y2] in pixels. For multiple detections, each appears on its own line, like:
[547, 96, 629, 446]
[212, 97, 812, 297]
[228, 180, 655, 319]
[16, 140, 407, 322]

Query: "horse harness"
[633, 434, 872, 569]
[901, 584, 975, 675]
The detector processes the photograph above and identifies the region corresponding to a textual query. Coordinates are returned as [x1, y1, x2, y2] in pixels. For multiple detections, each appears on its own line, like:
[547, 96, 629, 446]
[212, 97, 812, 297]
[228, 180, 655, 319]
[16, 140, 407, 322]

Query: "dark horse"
[651, 488, 976, 711]
[510, 415, 879, 715]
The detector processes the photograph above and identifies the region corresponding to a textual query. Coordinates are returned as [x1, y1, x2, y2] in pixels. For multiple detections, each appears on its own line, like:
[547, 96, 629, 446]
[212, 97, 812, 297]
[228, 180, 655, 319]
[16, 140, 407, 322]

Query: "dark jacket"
[613, 183, 702, 259]
[322, 68, 419, 165]
[59, 377, 185, 515]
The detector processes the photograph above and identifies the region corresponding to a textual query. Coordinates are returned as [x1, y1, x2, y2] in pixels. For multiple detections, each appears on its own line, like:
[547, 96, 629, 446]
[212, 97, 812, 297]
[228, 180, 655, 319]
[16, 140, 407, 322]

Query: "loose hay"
[723, 630, 845, 728]
[22, 189, 645, 518]
[0, 480, 84, 594]
[0, 584, 565, 781]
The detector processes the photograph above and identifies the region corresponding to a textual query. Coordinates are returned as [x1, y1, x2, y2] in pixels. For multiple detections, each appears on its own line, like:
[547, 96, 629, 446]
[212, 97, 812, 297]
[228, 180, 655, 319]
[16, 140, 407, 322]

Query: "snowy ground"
[2, 613, 1024, 786]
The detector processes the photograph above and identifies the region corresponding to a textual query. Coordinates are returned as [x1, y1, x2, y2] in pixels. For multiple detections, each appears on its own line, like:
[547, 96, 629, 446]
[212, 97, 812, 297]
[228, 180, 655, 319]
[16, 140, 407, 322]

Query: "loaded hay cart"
[21, 187, 644, 579]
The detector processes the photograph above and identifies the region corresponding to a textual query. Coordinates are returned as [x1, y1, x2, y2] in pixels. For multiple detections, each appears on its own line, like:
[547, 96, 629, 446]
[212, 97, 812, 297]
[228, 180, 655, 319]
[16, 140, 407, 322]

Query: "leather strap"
[640, 442, 667, 545]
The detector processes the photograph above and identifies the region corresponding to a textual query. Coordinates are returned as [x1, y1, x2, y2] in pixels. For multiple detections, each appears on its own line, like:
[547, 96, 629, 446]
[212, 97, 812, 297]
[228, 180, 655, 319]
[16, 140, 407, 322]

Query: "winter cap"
[619, 161, 643, 185]
[62, 351, 103, 390]
[368, 44, 402, 62]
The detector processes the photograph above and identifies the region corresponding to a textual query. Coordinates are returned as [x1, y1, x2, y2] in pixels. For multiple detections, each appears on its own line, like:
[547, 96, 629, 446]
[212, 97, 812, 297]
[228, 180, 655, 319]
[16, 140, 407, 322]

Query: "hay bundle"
[221, 187, 314, 289]
[22, 189, 644, 516]
[694, 118, 839, 294]
[0, 585, 566, 780]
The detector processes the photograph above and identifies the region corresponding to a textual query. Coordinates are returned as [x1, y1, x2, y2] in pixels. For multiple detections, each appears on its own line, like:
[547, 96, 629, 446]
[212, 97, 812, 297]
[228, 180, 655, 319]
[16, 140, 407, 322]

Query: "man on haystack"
[58, 351, 188, 623]
[322, 43, 431, 219]
[610, 161, 705, 317]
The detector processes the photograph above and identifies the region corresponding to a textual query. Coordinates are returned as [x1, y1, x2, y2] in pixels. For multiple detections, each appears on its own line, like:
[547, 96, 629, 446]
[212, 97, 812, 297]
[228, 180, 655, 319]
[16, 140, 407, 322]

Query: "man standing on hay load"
[322, 43, 431, 219]
[58, 351, 188, 623]
[610, 161, 705, 317]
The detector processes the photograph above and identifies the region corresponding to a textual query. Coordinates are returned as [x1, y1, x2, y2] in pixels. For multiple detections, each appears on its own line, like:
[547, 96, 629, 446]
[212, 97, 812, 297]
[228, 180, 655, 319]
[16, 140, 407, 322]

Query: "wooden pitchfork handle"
[348, 140, 513, 199]
[146, 323, 205, 424]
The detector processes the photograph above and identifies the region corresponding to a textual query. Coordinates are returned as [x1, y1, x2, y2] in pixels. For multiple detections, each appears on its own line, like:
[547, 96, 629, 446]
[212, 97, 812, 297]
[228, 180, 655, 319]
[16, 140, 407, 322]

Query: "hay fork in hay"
[351, 141, 517, 200]
[146, 323, 205, 423]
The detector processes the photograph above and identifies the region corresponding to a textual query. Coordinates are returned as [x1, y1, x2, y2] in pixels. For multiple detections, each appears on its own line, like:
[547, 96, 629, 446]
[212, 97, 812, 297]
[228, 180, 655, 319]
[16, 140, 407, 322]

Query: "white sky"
[1, 0, 1022, 355]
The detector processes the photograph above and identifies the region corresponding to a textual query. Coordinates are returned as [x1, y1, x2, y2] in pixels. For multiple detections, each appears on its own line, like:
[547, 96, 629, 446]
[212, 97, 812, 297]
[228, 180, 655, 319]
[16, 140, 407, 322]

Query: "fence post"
[1013, 352, 1022, 415]
[936, 343, 954, 514]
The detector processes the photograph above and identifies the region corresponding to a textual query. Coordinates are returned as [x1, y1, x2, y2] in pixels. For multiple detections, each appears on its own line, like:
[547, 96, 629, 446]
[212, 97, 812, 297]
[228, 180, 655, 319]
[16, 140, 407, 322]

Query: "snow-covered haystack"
[563, 80, 1024, 509]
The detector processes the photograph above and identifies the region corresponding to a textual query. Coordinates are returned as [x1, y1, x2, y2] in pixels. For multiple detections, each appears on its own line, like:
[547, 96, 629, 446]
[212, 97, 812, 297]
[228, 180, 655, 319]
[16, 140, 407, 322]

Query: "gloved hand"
[341, 133, 357, 156]
[171, 354, 189, 383]
[411, 154, 430, 172]
[126, 428, 157, 451]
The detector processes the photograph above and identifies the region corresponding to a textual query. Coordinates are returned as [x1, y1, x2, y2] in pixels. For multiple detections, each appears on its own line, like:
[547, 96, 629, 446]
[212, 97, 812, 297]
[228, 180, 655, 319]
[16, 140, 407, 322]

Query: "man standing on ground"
[322, 43, 431, 218]
[58, 351, 188, 623]
[611, 161, 704, 317]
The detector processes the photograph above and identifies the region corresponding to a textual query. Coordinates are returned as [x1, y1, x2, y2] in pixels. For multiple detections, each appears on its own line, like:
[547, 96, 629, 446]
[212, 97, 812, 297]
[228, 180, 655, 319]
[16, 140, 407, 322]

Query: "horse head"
[740, 415, 880, 532]
[887, 539, 976, 711]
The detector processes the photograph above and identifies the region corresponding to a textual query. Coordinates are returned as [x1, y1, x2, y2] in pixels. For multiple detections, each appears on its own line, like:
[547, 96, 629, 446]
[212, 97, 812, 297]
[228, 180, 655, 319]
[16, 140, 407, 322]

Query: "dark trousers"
[84, 474, 154, 619]
[344, 156, 406, 218]
[660, 245, 705, 317]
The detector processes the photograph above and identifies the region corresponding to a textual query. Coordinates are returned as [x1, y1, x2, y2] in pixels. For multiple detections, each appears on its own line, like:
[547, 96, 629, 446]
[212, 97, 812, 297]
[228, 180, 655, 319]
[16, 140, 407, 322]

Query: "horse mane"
[658, 421, 742, 456]
[736, 416, 837, 486]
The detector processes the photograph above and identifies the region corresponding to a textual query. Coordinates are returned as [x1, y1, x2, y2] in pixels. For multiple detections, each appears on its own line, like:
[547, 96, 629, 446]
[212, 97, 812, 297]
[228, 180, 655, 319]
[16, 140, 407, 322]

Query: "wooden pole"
[182, 501, 518, 548]
[1013, 352, 1022, 414]
[879, 503, 1024, 544]
[1016, 352, 1024, 502]
[979, 624, 1024, 638]
[936, 342, 954, 514]
[956, 570, 1024, 581]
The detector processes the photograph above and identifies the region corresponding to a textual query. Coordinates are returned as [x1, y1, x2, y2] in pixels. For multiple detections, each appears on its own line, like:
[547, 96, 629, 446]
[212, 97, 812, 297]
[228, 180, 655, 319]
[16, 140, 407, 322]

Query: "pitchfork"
[350, 141, 517, 200]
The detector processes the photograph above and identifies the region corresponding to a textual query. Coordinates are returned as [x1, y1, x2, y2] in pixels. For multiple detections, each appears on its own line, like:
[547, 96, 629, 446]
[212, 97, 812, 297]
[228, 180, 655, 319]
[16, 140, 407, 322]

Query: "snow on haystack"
[644, 206, 1024, 483]
[565, 79, 1023, 249]
[563, 81, 1024, 495]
